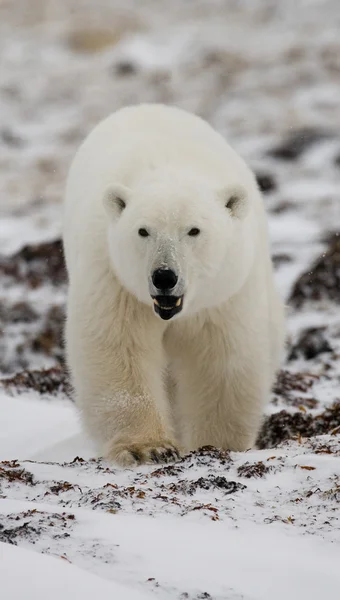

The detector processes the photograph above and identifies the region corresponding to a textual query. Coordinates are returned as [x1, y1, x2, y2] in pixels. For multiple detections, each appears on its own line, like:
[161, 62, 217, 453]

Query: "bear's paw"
[105, 440, 181, 467]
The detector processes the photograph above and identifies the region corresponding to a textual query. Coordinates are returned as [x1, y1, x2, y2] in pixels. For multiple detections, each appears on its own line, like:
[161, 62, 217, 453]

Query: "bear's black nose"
[152, 268, 178, 291]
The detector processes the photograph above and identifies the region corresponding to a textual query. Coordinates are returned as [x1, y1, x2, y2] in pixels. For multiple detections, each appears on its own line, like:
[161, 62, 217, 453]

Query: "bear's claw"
[106, 440, 181, 467]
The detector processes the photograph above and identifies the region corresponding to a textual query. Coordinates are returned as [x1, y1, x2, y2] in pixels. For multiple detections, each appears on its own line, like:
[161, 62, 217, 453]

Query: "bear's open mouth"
[152, 295, 184, 320]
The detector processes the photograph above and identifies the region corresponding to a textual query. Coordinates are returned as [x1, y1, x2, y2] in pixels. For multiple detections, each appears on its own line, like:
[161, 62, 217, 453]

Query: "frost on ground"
[0, 1, 340, 599]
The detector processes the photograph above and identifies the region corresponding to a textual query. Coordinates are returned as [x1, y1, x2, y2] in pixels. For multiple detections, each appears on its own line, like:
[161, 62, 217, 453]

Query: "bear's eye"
[138, 228, 150, 237]
[188, 227, 200, 237]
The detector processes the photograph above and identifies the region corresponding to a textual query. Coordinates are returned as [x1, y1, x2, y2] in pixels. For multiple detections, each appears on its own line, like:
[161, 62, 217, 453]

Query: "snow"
[1, 394, 339, 598]
[0, 392, 84, 462]
[1, 500, 339, 600]
[0, 541, 152, 600]
[1, 1, 340, 598]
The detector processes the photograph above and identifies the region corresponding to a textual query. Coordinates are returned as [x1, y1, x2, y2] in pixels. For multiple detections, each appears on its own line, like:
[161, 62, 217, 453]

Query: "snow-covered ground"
[0, 1, 340, 598]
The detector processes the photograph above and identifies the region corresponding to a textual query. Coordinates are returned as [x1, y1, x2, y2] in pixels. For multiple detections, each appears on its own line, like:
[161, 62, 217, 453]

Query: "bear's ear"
[103, 183, 130, 218]
[219, 185, 249, 219]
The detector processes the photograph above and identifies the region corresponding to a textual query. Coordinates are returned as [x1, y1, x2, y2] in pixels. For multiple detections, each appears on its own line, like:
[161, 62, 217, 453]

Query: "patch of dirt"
[78, 488, 122, 512]
[1, 367, 71, 397]
[29, 305, 65, 363]
[1, 304, 66, 375]
[306, 437, 340, 456]
[0, 510, 76, 546]
[271, 369, 319, 408]
[48, 481, 79, 495]
[237, 461, 271, 478]
[0, 300, 66, 374]
[149, 463, 187, 478]
[66, 28, 124, 53]
[65, 14, 143, 54]
[181, 446, 232, 467]
[0, 461, 35, 486]
[0, 521, 41, 545]
[168, 476, 246, 496]
[0, 301, 38, 324]
[289, 235, 340, 307]
[257, 401, 340, 448]
[0, 239, 67, 289]
[273, 369, 316, 395]
[288, 327, 333, 361]
[180, 594, 214, 600]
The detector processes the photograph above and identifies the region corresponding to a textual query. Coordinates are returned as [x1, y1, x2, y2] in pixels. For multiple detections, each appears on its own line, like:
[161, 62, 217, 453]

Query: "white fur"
[63, 103, 285, 466]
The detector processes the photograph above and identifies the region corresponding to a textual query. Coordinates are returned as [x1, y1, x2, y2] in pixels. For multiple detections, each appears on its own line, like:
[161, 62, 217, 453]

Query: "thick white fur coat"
[63, 104, 285, 466]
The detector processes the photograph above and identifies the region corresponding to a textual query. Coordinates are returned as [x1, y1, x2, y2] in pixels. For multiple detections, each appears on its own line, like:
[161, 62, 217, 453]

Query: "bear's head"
[103, 167, 257, 320]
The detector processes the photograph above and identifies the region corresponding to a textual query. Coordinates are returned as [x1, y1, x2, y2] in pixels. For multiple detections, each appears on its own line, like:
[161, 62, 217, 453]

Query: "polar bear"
[63, 103, 285, 466]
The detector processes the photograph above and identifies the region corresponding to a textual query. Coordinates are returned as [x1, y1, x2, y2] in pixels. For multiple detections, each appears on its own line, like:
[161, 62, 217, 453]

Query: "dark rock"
[272, 253, 292, 267]
[288, 327, 333, 361]
[0, 127, 24, 147]
[268, 128, 329, 161]
[271, 200, 295, 214]
[114, 60, 138, 76]
[289, 235, 340, 307]
[255, 172, 277, 193]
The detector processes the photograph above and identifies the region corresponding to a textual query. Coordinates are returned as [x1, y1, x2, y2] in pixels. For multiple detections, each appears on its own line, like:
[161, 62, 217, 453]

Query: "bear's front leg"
[66, 287, 179, 467]
[177, 360, 268, 453]
[167, 317, 271, 453]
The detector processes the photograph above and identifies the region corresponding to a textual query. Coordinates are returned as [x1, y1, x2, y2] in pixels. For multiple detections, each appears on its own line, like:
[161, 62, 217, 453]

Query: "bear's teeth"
[153, 298, 182, 310]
